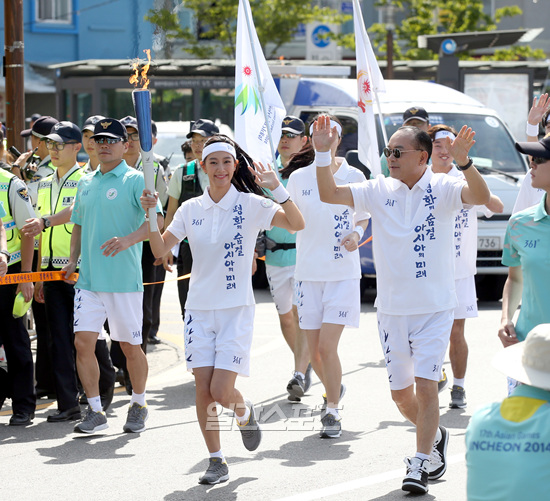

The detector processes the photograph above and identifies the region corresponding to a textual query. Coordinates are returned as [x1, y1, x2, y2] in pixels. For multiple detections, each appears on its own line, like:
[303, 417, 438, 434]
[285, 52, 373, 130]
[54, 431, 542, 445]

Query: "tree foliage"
[146, 0, 350, 59]
[350, 0, 544, 61]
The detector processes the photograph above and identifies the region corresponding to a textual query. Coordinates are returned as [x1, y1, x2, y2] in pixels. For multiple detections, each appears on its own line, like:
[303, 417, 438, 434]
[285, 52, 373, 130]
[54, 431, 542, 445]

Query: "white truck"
[276, 77, 529, 300]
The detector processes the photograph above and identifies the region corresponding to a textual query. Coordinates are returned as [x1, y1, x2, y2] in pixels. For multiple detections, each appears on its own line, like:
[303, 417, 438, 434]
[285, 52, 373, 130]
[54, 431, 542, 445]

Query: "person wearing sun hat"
[465, 323, 550, 501]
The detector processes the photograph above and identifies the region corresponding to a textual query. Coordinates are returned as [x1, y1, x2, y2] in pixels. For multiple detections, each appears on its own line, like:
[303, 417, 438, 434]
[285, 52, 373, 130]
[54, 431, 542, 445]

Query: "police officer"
[14, 115, 59, 399]
[0, 166, 37, 425]
[22, 124, 116, 413]
[81, 115, 106, 173]
[35, 122, 87, 422]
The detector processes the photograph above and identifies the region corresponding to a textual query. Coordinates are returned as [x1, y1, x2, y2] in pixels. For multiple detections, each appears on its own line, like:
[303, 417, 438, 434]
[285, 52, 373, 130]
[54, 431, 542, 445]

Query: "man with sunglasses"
[499, 136, 550, 362]
[34, 122, 87, 423]
[315, 118, 490, 494]
[266, 116, 311, 401]
[62, 118, 163, 434]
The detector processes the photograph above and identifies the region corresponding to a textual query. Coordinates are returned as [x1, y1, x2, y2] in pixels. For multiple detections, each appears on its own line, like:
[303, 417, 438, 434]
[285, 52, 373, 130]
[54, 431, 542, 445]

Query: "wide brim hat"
[492, 323, 550, 390]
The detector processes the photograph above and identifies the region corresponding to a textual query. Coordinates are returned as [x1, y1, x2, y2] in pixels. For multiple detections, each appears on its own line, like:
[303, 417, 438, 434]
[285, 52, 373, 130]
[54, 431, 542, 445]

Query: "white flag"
[353, 0, 385, 176]
[235, 0, 286, 167]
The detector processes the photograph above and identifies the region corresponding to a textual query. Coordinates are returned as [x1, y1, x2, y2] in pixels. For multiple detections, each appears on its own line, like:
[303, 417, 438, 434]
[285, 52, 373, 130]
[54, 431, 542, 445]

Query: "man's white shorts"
[454, 276, 478, 319]
[184, 305, 255, 377]
[266, 264, 296, 315]
[74, 289, 143, 345]
[296, 279, 360, 330]
[377, 309, 453, 390]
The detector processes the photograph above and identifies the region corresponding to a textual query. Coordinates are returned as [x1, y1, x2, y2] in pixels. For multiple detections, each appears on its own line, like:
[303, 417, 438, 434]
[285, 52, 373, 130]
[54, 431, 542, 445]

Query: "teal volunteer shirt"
[501, 193, 550, 341]
[71, 160, 161, 293]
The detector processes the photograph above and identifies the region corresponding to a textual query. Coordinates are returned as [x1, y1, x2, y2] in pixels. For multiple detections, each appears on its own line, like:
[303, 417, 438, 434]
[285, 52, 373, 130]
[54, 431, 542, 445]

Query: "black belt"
[269, 243, 296, 252]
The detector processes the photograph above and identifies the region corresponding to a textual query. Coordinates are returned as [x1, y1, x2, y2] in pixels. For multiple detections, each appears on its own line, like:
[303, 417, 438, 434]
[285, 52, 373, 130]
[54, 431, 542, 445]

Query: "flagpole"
[373, 89, 388, 146]
[240, 0, 279, 169]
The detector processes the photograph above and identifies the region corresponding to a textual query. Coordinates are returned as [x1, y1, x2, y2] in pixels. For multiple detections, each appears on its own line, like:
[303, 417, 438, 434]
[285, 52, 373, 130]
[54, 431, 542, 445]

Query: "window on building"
[36, 0, 72, 23]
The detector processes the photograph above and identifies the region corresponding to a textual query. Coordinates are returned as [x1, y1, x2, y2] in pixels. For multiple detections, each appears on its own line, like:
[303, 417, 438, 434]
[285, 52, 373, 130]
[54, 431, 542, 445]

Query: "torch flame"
[129, 49, 152, 89]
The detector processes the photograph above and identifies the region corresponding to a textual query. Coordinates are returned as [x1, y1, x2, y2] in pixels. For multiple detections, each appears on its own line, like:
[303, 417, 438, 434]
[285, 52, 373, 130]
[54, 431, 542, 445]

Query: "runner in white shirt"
[429, 125, 504, 410]
[513, 95, 549, 214]
[314, 115, 491, 495]
[140, 135, 304, 486]
[287, 115, 369, 440]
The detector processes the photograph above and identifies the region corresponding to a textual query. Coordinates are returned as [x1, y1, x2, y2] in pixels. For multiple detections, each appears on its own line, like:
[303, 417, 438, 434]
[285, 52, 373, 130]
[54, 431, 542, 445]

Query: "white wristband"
[526, 122, 539, 137]
[353, 225, 364, 240]
[315, 150, 332, 167]
[271, 184, 290, 204]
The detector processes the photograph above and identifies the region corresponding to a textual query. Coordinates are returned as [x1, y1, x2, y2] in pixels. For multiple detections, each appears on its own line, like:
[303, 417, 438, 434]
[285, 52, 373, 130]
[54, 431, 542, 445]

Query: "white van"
[281, 78, 528, 300]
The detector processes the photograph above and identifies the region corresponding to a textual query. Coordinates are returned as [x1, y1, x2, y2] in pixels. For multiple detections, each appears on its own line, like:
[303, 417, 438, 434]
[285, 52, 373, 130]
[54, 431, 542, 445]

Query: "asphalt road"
[0, 280, 508, 501]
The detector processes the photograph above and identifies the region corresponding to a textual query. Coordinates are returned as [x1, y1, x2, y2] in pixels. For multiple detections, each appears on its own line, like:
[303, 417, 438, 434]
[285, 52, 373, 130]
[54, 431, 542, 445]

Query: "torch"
[130, 50, 158, 232]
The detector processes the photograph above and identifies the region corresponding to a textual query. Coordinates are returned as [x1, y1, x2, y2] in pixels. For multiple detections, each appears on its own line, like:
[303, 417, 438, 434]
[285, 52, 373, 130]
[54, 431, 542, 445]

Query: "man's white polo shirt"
[287, 159, 369, 282]
[350, 168, 465, 315]
[166, 184, 279, 310]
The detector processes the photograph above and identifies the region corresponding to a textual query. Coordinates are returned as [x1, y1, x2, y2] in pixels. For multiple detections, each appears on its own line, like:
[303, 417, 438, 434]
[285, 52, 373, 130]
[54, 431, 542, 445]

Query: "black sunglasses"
[281, 132, 300, 139]
[383, 147, 422, 159]
[531, 157, 550, 165]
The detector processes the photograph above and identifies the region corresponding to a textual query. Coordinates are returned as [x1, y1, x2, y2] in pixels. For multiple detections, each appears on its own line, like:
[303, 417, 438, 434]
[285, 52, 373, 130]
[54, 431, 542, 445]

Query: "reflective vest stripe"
[37, 168, 85, 269]
[0, 170, 22, 264]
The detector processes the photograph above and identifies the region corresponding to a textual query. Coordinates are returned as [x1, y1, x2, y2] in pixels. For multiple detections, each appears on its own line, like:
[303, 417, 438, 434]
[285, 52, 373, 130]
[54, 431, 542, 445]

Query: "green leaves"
[146, 0, 346, 59]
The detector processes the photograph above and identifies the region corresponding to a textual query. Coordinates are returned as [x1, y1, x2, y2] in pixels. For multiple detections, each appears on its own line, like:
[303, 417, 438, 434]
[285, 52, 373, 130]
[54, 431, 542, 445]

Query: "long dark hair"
[202, 135, 264, 196]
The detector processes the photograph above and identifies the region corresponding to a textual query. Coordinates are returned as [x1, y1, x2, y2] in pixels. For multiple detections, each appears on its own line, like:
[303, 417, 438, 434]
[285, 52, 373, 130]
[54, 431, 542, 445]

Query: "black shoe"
[9, 412, 35, 426]
[47, 406, 82, 423]
[79, 393, 88, 405]
[124, 370, 133, 396]
[36, 388, 56, 399]
[115, 368, 125, 386]
[101, 384, 115, 412]
[148, 335, 161, 345]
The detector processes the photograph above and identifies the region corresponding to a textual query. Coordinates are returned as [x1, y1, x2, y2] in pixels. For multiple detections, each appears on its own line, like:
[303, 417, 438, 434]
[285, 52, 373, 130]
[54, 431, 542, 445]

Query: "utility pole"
[4, 0, 25, 151]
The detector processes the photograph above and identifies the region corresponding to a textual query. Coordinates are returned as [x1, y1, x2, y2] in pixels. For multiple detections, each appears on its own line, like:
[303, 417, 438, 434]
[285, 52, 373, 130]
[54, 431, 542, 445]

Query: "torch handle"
[141, 149, 158, 232]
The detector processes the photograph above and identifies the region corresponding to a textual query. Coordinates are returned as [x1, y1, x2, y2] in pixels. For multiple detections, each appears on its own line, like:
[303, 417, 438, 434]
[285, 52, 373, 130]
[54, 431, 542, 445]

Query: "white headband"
[434, 130, 456, 141]
[309, 120, 343, 138]
[202, 142, 237, 161]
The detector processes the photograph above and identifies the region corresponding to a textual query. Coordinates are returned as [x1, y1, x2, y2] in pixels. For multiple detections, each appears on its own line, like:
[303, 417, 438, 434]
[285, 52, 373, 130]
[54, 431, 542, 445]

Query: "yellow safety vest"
[36, 168, 85, 269]
[0, 169, 22, 265]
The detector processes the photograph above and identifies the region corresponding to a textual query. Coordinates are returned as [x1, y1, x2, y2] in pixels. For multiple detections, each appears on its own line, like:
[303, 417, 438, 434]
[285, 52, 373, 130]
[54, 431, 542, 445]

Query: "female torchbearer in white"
[286, 115, 370, 438]
[140, 135, 304, 485]
[429, 125, 503, 408]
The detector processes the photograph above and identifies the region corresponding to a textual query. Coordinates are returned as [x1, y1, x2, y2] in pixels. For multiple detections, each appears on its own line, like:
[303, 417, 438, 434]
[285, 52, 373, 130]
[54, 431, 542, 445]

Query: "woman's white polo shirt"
[287, 160, 369, 282]
[166, 184, 279, 310]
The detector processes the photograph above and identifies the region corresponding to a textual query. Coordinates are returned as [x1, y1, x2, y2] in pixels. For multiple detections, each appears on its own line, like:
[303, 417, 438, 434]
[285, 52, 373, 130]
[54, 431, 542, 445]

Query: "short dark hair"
[543, 109, 550, 128]
[398, 126, 432, 162]
[181, 139, 192, 155]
